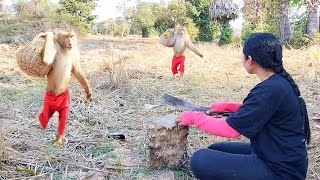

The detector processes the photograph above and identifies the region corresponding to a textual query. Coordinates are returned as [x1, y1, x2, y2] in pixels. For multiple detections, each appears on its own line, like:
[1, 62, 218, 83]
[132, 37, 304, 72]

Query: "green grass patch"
[91, 145, 114, 157]
[129, 167, 152, 179]
[174, 169, 189, 179]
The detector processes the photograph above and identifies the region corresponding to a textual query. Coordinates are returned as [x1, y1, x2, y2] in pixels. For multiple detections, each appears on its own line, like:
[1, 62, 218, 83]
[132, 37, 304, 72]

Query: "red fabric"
[39, 91, 70, 136]
[181, 111, 240, 138]
[171, 56, 185, 74]
[211, 103, 243, 113]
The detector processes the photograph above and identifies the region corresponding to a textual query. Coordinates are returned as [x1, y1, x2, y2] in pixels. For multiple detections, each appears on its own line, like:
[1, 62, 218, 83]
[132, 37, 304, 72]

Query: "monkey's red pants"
[39, 91, 70, 136]
[171, 56, 185, 74]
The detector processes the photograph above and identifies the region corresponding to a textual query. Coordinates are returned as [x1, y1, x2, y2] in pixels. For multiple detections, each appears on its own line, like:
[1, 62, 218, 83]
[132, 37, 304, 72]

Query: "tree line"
[0, 0, 319, 48]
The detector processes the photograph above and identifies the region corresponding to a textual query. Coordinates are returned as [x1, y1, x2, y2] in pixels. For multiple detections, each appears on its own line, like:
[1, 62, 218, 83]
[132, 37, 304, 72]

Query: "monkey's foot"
[53, 140, 64, 147]
[53, 135, 67, 148]
[173, 75, 182, 80]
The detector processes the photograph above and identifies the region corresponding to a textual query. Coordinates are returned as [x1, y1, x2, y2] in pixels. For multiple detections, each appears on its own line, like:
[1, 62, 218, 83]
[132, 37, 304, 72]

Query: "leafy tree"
[167, 0, 188, 26]
[211, 0, 238, 45]
[242, 0, 313, 48]
[117, 0, 134, 37]
[13, 0, 53, 18]
[242, 0, 279, 39]
[186, 0, 213, 41]
[152, 2, 174, 35]
[57, 0, 97, 34]
[219, 24, 234, 45]
[94, 18, 116, 35]
[132, 1, 155, 37]
[242, 0, 268, 32]
[305, 0, 319, 37]
[278, 0, 292, 42]
[114, 17, 131, 37]
[151, 1, 198, 39]
[242, 0, 305, 43]
[184, 17, 199, 40]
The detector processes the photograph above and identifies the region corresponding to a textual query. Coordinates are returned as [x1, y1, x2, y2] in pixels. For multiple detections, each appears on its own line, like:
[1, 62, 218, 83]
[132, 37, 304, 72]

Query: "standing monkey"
[160, 28, 203, 78]
[38, 29, 91, 147]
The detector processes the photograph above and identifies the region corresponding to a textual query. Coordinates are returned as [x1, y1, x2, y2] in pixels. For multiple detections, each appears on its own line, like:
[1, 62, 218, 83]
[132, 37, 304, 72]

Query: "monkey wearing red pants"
[38, 29, 91, 147]
[160, 28, 203, 78]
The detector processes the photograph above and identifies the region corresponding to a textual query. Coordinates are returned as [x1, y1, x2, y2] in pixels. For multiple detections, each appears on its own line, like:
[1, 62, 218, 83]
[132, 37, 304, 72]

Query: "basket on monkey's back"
[15, 34, 52, 78]
[160, 30, 175, 47]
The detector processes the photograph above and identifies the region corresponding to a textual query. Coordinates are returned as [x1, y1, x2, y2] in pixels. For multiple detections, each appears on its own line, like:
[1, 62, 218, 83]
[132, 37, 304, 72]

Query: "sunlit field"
[0, 35, 319, 179]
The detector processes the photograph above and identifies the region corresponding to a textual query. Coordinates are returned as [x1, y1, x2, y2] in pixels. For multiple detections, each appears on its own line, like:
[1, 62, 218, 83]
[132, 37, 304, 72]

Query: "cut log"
[148, 114, 189, 169]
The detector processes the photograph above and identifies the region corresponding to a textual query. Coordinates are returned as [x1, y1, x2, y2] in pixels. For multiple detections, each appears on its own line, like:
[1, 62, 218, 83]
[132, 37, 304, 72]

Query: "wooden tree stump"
[148, 114, 189, 169]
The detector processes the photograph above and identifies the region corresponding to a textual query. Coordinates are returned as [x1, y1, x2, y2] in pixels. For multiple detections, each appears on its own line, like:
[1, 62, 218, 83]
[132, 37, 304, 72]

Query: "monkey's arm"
[160, 31, 176, 47]
[72, 58, 92, 99]
[186, 40, 203, 58]
[42, 32, 57, 65]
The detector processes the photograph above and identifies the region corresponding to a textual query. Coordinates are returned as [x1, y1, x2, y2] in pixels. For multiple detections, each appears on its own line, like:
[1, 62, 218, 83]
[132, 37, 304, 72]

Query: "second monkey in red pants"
[38, 29, 91, 147]
[160, 28, 203, 78]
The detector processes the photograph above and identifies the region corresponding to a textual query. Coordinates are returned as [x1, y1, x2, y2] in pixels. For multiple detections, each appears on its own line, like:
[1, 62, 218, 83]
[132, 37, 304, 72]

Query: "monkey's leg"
[179, 72, 184, 78]
[178, 57, 185, 78]
[54, 107, 69, 147]
[38, 102, 54, 129]
[172, 57, 179, 78]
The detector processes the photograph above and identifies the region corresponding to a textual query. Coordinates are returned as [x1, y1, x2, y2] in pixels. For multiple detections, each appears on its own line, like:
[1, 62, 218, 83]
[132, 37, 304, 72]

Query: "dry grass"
[0, 35, 319, 179]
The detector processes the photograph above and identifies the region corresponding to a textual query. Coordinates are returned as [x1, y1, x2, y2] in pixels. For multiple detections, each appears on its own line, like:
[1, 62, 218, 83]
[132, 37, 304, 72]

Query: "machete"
[161, 93, 234, 117]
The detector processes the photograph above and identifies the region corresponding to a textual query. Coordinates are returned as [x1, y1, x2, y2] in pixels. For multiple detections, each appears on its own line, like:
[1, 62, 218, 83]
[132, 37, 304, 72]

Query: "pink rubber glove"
[181, 111, 240, 138]
[211, 103, 243, 113]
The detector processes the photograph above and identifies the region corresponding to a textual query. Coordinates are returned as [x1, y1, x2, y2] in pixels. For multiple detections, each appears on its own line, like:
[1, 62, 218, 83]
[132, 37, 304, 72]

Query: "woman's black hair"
[243, 33, 311, 144]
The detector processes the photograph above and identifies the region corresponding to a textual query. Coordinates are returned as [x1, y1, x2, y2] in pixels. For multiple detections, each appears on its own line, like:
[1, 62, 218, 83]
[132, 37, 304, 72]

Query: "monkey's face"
[177, 29, 186, 36]
[56, 31, 76, 50]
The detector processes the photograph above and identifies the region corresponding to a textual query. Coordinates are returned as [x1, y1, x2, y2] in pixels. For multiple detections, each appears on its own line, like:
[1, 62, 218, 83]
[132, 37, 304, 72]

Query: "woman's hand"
[206, 108, 215, 115]
[175, 114, 184, 126]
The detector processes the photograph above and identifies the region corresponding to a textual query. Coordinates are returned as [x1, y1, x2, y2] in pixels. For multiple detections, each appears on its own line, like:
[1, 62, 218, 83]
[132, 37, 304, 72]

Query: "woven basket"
[160, 31, 175, 47]
[15, 35, 52, 78]
[160, 34, 169, 47]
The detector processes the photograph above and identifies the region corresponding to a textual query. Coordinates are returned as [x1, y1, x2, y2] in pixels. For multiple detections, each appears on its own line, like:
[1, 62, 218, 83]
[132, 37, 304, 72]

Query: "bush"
[212, 22, 221, 40]
[288, 33, 312, 49]
[93, 22, 107, 35]
[13, 0, 50, 19]
[311, 31, 320, 45]
[154, 17, 174, 35]
[288, 31, 320, 49]
[241, 24, 257, 41]
[219, 24, 233, 46]
[231, 35, 243, 48]
[113, 22, 131, 37]
[0, 18, 52, 44]
[185, 18, 199, 40]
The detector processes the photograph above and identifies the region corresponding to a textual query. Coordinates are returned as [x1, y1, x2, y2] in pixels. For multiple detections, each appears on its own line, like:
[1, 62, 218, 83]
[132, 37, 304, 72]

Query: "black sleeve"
[226, 85, 283, 139]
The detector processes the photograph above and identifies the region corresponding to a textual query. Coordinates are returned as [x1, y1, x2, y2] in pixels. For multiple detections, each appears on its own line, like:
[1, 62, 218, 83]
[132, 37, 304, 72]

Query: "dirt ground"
[0, 35, 319, 179]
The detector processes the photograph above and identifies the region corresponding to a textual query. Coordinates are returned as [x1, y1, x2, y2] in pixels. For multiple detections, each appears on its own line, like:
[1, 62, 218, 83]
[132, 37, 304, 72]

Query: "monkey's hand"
[199, 54, 203, 58]
[85, 88, 92, 101]
[38, 31, 54, 38]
